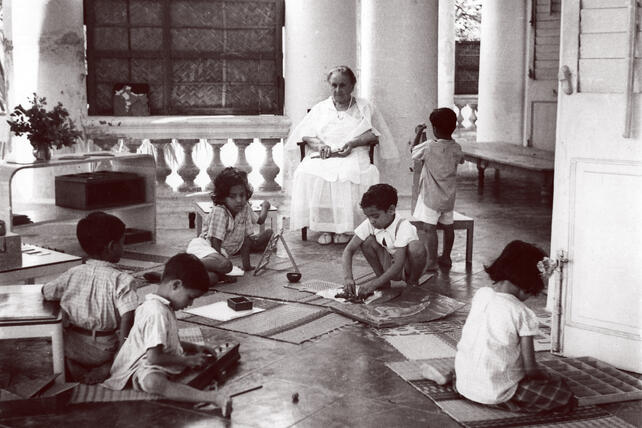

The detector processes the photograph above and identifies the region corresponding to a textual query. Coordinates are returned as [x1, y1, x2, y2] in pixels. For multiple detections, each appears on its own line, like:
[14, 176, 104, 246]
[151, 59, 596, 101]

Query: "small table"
[0, 244, 82, 285]
[459, 142, 555, 202]
[0, 284, 65, 381]
[193, 200, 279, 236]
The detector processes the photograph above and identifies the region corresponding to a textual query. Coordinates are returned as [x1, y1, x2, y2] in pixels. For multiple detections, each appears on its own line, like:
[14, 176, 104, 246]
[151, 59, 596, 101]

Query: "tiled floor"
[1, 168, 639, 427]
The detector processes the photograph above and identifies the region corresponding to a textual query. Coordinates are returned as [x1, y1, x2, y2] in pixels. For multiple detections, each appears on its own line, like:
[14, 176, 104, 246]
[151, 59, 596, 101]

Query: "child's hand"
[184, 354, 209, 368]
[414, 123, 427, 135]
[356, 281, 377, 297]
[260, 200, 271, 211]
[343, 279, 356, 295]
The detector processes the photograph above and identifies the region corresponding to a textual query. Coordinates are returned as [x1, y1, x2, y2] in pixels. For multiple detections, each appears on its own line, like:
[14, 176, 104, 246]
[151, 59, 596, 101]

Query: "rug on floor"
[385, 357, 639, 428]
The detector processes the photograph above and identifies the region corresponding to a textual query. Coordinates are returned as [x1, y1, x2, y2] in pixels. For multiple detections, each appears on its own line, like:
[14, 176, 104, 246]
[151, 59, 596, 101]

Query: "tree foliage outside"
[455, 0, 482, 41]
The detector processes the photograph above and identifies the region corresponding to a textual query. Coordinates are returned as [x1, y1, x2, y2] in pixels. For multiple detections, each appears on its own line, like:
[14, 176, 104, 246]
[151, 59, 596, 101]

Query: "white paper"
[183, 301, 264, 322]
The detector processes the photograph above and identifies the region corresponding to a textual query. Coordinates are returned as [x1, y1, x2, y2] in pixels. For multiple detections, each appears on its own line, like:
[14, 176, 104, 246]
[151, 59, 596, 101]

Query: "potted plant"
[6, 94, 82, 162]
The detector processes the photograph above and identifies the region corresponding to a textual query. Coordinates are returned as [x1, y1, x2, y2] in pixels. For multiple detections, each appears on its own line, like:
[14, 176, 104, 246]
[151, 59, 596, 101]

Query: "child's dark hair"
[429, 107, 458, 135]
[485, 240, 547, 295]
[162, 253, 209, 292]
[76, 211, 125, 257]
[211, 167, 253, 206]
[360, 183, 398, 211]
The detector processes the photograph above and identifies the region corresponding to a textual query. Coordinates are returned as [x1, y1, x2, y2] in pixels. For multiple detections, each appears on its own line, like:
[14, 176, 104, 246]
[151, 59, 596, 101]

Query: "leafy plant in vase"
[6, 94, 82, 162]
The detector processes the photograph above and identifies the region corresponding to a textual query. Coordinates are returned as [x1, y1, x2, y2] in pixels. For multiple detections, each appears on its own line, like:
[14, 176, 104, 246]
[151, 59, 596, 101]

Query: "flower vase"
[33, 145, 52, 162]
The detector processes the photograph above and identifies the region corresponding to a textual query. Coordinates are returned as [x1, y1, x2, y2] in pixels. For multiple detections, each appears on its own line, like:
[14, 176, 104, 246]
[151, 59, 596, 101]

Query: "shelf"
[12, 202, 155, 230]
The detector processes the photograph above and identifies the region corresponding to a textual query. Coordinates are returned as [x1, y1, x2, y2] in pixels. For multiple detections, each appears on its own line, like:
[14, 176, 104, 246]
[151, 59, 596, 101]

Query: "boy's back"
[417, 138, 463, 212]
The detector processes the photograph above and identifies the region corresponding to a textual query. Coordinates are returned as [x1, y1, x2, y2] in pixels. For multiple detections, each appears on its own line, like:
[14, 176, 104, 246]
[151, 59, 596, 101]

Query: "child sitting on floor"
[423, 240, 577, 414]
[103, 253, 232, 417]
[342, 183, 427, 297]
[42, 211, 138, 384]
[186, 167, 273, 284]
[411, 108, 464, 271]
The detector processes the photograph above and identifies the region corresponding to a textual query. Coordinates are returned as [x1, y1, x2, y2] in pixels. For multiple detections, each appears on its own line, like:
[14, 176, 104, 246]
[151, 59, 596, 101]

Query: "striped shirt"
[42, 259, 139, 331]
[200, 203, 256, 256]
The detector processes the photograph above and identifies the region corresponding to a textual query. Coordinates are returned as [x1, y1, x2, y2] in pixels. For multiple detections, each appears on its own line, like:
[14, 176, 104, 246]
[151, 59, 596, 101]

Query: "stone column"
[438, 0, 456, 108]
[205, 139, 227, 191]
[176, 139, 201, 192]
[361, 0, 438, 198]
[150, 139, 172, 191]
[476, 0, 527, 143]
[259, 138, 281, 191]
[233, 139, 253, 174]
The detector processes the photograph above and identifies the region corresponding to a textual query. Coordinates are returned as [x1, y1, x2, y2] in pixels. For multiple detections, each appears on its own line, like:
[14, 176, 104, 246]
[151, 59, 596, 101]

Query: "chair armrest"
[296, 141, 306, 161]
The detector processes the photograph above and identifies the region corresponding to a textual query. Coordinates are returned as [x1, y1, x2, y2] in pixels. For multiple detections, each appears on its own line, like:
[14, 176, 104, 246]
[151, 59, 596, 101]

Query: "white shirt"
[354, 214, 418, 256]
[103, 294, 184, 390]
[455, 287, 539, 404]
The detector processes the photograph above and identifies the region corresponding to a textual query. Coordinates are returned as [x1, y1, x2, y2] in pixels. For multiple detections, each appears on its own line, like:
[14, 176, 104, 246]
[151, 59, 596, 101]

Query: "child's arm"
[119, 310, 135, 345]
[41, 273, 68, 301]
[410, 123, 427, 150]
[520, 336, 549, 379]
[256, 200, 270, 225]
[146, 345, 208, 369]
[342, 235, 364, 294]
[358, 246, 407, 296]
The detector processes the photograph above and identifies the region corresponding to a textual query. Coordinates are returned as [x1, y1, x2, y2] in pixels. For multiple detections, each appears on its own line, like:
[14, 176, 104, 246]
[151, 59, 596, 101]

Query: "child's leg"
[360, 235, 387, 277]
[404, 239, 427, 286]
[201, 253, 233, 275]
[239, 229, 273, 271]
[439, 223, 455, 267]
[139, 373, 233, 417]
[495, 376, 577, 414]
[423, 223, 439, 271]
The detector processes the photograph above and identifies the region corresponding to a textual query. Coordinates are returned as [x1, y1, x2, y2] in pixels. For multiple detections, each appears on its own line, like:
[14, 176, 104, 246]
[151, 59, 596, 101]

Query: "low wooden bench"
[459, 142, 554, 203]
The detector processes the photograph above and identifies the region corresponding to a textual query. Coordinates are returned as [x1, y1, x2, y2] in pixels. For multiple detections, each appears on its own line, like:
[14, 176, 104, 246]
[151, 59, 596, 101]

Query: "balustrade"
[454, 95, 479, 140]
[84, 116, 291, 194]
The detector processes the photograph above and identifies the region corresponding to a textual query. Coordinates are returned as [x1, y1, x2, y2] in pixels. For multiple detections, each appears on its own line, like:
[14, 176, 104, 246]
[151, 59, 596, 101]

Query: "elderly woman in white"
[286, 66, 399, 245]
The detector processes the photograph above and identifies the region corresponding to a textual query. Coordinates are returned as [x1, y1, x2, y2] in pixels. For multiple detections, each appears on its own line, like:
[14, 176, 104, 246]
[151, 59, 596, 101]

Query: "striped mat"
[385, 358, 637, 428]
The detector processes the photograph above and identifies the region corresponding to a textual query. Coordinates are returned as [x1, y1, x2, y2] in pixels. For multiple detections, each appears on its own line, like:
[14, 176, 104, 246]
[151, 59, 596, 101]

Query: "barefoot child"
[187, 167, 273, 284]
[411, 108, 464, 270]
[103, 253, 232, 416]
[423, 241, 577, 414]
[42, 212, 138, 384]
[342, 183, 427, 297]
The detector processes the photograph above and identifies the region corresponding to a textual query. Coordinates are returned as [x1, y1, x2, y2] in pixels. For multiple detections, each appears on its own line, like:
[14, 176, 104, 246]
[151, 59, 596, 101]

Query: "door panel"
[550, 0, 642, 373]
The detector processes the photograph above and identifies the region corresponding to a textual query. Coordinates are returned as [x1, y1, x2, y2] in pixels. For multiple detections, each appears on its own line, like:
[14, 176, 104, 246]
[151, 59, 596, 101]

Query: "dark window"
[85, 0, 284, 115]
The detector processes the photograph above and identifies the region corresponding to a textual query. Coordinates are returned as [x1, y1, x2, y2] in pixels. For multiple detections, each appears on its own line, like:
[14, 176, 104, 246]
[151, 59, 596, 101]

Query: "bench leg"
[302, 227, 307, 241]
[52, 324, 65, 382]
[476, 160, 487, 194]
[195, 212, 203, 236]
[465, 224, 474, 271]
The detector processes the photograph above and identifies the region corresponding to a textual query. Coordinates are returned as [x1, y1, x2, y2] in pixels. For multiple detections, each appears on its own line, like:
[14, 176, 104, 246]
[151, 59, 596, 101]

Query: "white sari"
[286, 97, 399, 234]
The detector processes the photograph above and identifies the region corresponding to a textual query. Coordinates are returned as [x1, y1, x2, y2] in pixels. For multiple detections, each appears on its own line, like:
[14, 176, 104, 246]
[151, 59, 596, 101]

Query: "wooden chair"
[296, 140, 378, 241]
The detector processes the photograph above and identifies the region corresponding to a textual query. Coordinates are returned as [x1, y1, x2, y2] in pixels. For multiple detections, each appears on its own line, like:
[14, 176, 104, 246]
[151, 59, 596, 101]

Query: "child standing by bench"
[42, 211, 138, 384]
[411, 108, 464, 270]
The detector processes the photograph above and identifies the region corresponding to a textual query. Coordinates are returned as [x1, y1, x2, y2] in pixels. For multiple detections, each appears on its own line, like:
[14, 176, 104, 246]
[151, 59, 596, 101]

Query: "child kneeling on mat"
[103, 253, 232, 417]
[422, 240, 577, 414]
[342, 183, 427, 297]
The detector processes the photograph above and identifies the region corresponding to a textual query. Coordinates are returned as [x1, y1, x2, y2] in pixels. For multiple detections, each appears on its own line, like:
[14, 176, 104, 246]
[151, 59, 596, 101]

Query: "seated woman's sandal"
[317, 232, 333, 245]
[333, 233, 351, 244]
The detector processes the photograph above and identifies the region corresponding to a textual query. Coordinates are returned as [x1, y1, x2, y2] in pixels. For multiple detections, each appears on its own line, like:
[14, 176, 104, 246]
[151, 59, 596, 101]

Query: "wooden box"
[0, 232, 22, 271]
[55, 171, 145, 210]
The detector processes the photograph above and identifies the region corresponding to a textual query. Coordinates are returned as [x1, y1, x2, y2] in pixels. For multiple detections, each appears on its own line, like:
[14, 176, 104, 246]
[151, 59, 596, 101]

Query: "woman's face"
[328, 72, 354, 105]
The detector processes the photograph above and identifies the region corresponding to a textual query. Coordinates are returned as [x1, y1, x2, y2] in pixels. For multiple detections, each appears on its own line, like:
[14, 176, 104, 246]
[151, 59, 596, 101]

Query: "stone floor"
[1, 168, 640, 427]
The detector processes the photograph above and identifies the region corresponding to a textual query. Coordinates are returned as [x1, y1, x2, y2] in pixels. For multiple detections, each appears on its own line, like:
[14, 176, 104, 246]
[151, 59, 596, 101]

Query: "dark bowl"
[286, 272, 302, 283]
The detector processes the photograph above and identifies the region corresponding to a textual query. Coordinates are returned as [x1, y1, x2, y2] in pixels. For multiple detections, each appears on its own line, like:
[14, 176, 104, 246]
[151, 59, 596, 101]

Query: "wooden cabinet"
[0, 153, 156, 243]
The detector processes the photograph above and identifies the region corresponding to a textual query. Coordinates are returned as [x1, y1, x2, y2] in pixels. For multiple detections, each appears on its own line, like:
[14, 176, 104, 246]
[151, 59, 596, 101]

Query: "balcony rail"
[453, 94, 478, 142]
[83, 115, 291, 194]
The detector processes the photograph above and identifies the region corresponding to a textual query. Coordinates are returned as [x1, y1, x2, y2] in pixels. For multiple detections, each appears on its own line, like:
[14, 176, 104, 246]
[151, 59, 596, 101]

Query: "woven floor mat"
[70, 384, 160, 403]
[386, 357, 636, 428]
[214, 303, 352, 344]
[384, 334, 457, 360]
[212, 278, 309, 302]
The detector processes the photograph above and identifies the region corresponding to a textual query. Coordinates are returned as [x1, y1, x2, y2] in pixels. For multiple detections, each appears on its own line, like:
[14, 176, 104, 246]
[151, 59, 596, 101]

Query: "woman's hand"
[318, 144, 332, 159]
[336, 141, 353, 157]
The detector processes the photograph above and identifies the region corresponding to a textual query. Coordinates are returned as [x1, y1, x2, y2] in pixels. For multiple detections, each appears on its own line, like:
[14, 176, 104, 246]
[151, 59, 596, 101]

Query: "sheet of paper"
[183, 301, 264, 322]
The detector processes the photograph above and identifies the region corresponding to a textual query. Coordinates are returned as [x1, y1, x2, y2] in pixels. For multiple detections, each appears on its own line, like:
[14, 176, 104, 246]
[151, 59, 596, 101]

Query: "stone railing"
[453, 94, 478, 142]
[83, 116, 291, 194]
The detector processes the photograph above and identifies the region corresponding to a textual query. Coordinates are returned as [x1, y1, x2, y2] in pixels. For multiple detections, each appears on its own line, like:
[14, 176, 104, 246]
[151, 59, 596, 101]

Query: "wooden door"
[524, 0, 561, 151]
[549, 0, 642, 373]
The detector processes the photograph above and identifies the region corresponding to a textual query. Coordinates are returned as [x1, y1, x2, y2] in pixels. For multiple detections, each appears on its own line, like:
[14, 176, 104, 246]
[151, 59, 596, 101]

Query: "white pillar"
[361, 0, 438, 199]
[476, 0, 527, 143]
[284, 0, 357, 129]
[438, 0, 456, 108]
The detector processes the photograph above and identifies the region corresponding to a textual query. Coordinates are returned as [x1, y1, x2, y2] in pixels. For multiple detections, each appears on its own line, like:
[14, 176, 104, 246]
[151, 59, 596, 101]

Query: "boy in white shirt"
[342, 184, 427, 297]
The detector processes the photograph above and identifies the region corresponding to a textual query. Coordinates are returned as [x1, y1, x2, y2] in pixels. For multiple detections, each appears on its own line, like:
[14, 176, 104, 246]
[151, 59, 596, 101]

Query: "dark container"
[55, 171, 145, 210]
[227, 297, 253, 311]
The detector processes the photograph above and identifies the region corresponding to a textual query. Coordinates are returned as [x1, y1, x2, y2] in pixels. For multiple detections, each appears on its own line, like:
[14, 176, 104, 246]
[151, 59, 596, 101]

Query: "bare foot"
[421, 364, 453, 385]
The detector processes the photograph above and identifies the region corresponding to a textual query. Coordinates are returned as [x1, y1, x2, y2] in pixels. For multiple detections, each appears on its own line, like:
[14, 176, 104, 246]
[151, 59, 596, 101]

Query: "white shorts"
[186, 237, 227, 259]
[413, 193, 454, 225]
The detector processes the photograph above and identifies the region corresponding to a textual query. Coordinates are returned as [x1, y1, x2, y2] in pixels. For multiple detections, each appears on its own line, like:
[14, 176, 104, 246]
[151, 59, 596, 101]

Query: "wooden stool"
[193, 200, 278, 237]
[0, 284, 65, 382]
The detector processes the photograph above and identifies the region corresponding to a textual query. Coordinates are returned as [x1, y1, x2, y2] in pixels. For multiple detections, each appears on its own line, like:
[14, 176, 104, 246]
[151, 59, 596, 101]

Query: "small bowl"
[286, 272, 302, 283]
